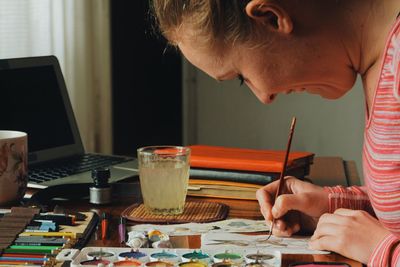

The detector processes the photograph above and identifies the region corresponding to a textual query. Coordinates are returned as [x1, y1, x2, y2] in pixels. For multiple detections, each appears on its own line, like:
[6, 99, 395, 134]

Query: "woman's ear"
[245, 0, 293, 34]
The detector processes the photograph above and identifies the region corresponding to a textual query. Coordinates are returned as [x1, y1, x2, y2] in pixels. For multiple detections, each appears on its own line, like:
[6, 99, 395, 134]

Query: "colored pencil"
[14, 241, 65, 246]
[0, 257, 49, 262]
[19, 232, 76, 238]
[9, 245, 62, 250]
[4, 248, 58, 254]
[14, 237, 68, 246]
[15, 236, 68, 242]
[0, 262, 52, 267]
[2, 254, 48, 258]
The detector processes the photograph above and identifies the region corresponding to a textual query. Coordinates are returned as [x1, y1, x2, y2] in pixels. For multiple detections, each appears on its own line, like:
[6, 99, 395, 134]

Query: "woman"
[151, 0, 400, 265]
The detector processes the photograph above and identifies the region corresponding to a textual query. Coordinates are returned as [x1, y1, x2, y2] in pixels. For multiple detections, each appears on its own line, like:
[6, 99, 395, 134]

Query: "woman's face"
[176, 23, 357, 104]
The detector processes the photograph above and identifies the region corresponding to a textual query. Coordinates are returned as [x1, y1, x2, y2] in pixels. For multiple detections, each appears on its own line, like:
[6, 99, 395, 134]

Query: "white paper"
[201, 233, 330, 255]
[128, 219, 270, 236]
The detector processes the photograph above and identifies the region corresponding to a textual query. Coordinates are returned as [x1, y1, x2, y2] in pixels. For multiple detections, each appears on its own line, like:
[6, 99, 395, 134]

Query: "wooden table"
[40, 181, 362, 267]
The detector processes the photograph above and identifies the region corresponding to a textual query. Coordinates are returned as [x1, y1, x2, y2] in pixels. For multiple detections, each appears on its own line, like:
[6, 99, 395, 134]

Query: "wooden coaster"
[121, 201, 229, 224]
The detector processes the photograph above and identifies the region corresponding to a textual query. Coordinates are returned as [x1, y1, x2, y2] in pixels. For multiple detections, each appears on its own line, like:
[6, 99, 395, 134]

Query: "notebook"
[0, 56, 138, 188]
[188, 145, 314, 183]
[189, 145, 314, 173]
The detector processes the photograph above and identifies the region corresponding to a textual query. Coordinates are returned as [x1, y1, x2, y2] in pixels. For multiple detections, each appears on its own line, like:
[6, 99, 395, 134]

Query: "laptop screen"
[0, 56, 84, 164]
[0, 66, 74, 151]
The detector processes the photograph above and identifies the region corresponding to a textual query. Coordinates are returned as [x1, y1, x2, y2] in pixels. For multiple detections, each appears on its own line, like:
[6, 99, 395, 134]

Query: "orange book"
[189, 145, 314, 173]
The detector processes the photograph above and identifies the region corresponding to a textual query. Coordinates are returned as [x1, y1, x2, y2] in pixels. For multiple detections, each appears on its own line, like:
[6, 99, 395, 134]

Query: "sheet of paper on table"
[128, 219, 270, 236]
[201, 233, 330, 255]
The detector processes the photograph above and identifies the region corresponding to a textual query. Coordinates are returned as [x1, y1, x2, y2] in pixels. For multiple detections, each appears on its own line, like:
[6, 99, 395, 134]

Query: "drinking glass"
[137, 146, 190, 215]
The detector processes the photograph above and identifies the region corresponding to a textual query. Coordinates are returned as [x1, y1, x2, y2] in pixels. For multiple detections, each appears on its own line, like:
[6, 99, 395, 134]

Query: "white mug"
[0, 131, 28, 205]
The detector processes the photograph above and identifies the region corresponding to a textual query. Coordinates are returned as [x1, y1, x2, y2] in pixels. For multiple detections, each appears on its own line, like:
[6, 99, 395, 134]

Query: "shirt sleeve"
[368, 233, 400, 267]
[395, 60, 400, 101]
[393, 34, 400, 101]
[323, 185, 375, 216]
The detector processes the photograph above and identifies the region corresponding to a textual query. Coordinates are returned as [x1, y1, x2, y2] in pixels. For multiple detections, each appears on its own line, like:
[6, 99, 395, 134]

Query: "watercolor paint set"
[69, 247, 282, 267]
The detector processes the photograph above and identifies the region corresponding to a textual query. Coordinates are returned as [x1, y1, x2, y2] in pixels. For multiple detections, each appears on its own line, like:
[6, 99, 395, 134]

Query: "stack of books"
[188, 145, 314, 200]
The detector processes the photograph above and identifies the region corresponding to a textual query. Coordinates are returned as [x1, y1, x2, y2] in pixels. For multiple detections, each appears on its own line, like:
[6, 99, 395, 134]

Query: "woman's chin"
[318, 91, 347, 100]
[306, 86, 348, 99]
[259, 94, 277, 104]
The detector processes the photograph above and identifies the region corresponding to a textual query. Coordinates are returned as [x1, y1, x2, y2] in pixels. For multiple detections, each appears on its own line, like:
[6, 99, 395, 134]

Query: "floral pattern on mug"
[0, 142, 27, 201]
[0, 143, 10, 176]
[10, 143, 28, 199]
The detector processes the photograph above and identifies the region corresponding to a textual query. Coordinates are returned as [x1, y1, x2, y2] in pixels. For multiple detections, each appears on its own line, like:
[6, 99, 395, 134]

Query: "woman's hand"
[309, 208, 391, 264]
[256, 176, 329, 236]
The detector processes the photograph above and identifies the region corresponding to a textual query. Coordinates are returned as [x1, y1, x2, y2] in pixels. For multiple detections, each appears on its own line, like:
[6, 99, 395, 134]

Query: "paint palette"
[70, 247, 281, 267]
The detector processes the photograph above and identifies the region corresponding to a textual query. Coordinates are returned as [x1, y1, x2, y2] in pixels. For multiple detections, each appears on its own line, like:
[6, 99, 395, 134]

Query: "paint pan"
[245, 250, 281, 266]
[118, 249, 149, 262]
[145, 260, 175, 267]
[179, 260, 208, 267]
[80, 258, 111, 266]
[245, 262, 272, 267]
[86, 250, 116, 261]
[213, 251, 243, 264]
[150, 250, 179, 263]
[113, 259, 143, 266]
[245, 253, 275, 262]
[211, 260, 239, 267]
[181, 251, 211, 263]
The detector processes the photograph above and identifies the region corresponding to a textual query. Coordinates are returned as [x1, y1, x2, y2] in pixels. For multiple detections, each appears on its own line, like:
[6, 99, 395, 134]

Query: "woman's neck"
[340, 0, 400, 109]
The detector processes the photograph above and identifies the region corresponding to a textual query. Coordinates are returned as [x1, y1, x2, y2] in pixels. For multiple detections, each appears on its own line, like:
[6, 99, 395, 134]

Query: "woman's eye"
[237, 74, 244, 86]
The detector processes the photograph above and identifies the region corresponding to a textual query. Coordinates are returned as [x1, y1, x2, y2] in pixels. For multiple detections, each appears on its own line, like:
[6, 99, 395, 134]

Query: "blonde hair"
[151, 0, 255, 48]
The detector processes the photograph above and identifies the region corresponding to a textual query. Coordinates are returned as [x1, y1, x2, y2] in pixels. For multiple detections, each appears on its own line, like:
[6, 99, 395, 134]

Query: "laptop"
[0, 56, 138, 188]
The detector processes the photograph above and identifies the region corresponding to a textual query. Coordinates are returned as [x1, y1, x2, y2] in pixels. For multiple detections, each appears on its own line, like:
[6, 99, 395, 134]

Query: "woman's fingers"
[310, 222, 345, 241]
[309, 208, 390, 264]
[273, 192, 326, 218]
[256, 181, 280, 221]
[309, 234, 342, 252]
[272, 211, 301, 236]
[256, 177, 299, 220]
[256, 177, 327, 236]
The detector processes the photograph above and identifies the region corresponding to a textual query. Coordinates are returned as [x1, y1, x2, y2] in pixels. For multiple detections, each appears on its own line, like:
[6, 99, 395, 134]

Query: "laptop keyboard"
[28, 154, 131, 184]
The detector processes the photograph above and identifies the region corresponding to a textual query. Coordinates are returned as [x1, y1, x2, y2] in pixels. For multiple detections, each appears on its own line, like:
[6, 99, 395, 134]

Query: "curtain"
[0, 0, 112, 153]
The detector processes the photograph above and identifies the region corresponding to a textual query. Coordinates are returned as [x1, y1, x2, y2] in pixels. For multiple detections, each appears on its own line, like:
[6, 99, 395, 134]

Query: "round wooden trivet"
[121, 201, 229, 224]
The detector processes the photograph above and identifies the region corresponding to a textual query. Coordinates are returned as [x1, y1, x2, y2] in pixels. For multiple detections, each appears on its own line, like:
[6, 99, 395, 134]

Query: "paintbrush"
[266, 117, 297, 241]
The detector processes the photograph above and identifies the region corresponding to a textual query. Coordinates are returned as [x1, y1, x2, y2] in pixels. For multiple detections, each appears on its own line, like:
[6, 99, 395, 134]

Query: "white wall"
[183, 61, 365, 181]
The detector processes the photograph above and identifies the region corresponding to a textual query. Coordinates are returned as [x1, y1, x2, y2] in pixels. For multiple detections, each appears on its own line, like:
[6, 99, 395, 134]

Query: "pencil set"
[0, 207, 81, 266]
[0, 207, 40, 251]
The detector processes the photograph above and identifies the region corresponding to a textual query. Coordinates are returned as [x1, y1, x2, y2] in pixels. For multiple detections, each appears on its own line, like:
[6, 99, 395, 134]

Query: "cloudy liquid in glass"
[139, 159, 189, 215]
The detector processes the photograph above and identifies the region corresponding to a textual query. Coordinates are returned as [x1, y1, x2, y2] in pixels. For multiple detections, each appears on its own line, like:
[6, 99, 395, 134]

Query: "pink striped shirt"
[325, 17, 400, 266]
